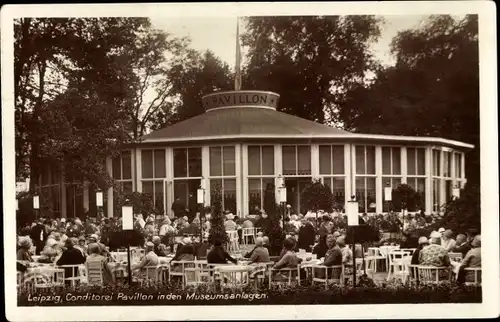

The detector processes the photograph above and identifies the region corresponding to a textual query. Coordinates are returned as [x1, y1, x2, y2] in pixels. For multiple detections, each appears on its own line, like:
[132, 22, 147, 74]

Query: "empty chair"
[242, 227, 256, 245]
[226, 230, 240, 253]
[217, 266, 250, 289]
[58, 264, 84, 287]
[184, 265, 216, 289]
[168, 260, 195, 285]
[365, 247, 386, 273]
[387, 250, 411, 282]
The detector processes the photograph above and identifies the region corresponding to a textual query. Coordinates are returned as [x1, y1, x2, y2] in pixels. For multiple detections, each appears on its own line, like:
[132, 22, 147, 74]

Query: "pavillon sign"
[202, 90, 280, 111]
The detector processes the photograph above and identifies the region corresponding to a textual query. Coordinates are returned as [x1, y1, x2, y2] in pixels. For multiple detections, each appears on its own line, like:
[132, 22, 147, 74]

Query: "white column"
[83, 181, 89, 212]
[136, 149, 142, 193]
[375, 146, 383, 214]
[202, 146, 211, 206]
[106, 156, 113, 218]
[461, 152, 466, 187]
[439, 149, 445, 207]
[344, 144, 352, 211]
[401, 147, 407, 184]
[241, 144, 249, 217]
[451, 151, 456, 189]
[311, 144, 320, 180]
[165, 147, 174, 217]
[425, 147, 432, 214]
[235, 144, 242, 217]
[274, 144, 282, 199]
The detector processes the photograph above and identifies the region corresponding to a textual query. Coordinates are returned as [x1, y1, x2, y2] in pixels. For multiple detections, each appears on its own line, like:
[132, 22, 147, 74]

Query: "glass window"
[432, 150, 441, 176]
[248, 146, 261, 175]
[417, 149, 425, 175]
[174, 148, 188, 178]
[433, 178, 441, 211]
[355, 146, 365, 175]
[455, 153, 462, 178]
[392, 148, 401, 175]
[282, 146, 296, 175]
[444, 151, 452, 177]
[261, 146, 274, 175]
[209, 147, 222, 176]
[248, 179, 261, 214]
[188, 148, 202, 177]
[319, 146, 332, 175]
[324, 177, 345, 209]
[407, 148, 416, 175]
[356, 177, 376, 213]
[382, 147, 391, 175]
[223, 179, 237, 212]
[141, 150, 153, 178]
[112, 156, 121, 179]
[153, 150, 166, 178]
[154, 181, 164, 211]
[366, 146, 375, 174]
[142, 181, 153, 195]
[297, 146, 311, 175]
[122, 151, 132, 180]
[223, 146, 235, 176]
[332, 146, 344, 174]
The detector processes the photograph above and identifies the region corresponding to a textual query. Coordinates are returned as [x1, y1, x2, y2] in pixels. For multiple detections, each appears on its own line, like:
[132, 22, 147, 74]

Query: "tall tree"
[241, 16, 382, 123]
[148, 49, 233, 130]
[340, 15, 479, 183]
[14, 18, 152, 188]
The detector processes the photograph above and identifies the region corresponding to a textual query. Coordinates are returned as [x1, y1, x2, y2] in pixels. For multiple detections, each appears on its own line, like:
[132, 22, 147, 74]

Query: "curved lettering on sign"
[202, 90, 280, 111]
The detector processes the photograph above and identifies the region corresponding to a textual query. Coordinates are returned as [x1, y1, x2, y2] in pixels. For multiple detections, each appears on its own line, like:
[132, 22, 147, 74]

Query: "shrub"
[263, 183, 284, 256]
[208, 185, 228, 245]
[301, 179, 334, 213]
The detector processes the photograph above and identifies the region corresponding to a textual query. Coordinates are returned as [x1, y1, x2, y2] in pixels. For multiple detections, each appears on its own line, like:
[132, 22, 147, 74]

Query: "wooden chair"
[58, 264, 84, 287]
[269, 265, 301, 288]
[168, 260, 195, 285]
[365, 248, 386, 273]
[400, 248, 417, 256]
[184, 266, 216, 289]
[33, 268, 65, 290]
[226, 230, 240, 253]
[242, 227, 256, 245]
[311, 265, 344, 287]
[86, 260, 105, 286]
[387, 250, 411, 282]
[418, 266, 451, 285]
[463, 267, 481, 286]
[217, 266, 250, 289]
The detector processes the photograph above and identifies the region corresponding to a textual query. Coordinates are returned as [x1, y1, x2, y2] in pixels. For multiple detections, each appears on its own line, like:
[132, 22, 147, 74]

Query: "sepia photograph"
[2, 1, 498, 321]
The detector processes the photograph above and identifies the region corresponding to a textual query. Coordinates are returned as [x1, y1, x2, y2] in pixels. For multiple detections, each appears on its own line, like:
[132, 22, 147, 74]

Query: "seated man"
[56, 238, 86, 285]
[132, 242, 159, 279]
[453, 234, 471, 257]
[207, 239, 237, 264]
[457, 235, 481, 284]
[152, 236, 168, 257]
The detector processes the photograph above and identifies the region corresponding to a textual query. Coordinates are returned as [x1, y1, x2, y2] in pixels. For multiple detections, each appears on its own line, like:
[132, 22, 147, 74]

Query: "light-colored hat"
[226, 213, 234, 220]
[182, 237, 192, 245]
[471, 235, 481, 247]
[182, 216, 188, 221]
[60, 218, 66, 223]
[152, 236, 161, 243]
[162, 217, 171, 225]
[429, 231, 441, 239]
[46, 238, 57, 248]
[146, 217, 154, 223]
[418, 236, 429, 245]
[145, 241, 154, 248]
[443, 229, 453, 238]
[90, 234, 99, 240]
[438, 227, 446, 233]
[19, 236, 33, 248]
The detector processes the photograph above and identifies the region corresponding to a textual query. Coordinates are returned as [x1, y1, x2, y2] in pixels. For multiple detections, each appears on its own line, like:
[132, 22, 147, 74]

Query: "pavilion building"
[34, 90, 473, 218]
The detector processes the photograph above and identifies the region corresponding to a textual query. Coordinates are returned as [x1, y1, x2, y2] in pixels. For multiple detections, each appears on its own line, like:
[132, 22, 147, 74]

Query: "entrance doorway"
[284, 177, 312, 216]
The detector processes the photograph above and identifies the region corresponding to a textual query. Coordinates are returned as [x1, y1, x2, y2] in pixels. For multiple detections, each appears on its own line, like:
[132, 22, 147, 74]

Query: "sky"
[150, 15, 431, 69]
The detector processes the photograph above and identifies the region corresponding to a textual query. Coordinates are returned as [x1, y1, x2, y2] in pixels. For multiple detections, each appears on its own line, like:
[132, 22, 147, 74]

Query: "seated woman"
[38, 238, 61, 263]
[457, 235, 481, 284]
[56, 238, 86, 285]
[312, 235, 328, 259]
[86, 243, 114, 284]
[248, 237, 270, 264]
[17, 237, 34, 271]
[171, 237, 196, 272]
[207, 239, 238, 264]
[272, 238, 302, 282]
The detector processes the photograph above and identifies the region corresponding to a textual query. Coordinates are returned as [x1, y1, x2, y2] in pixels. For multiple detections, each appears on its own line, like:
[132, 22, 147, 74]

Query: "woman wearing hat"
[171, 237, 195, 272]
[17, 236, 34, 262]
[224, 213, 237, 231]
[132, 242, 159, 278]
[441, 229, 456, 251]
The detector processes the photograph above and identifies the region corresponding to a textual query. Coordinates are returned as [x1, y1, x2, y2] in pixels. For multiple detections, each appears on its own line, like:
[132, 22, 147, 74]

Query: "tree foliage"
[241, 16, 382, 123]
[340, 15, 479, 183]
[391, 184, 422, 212]
[208, 185, 229, 245]
[263, 183, 284, 255]
[301, 179, 334, 213]
[113, 191, 160, 218]
[438, 183, 480, 233]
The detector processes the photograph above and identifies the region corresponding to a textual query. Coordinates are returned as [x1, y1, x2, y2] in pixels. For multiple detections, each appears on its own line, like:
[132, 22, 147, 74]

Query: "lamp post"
[347, 195, 359, 287]
[121, 199, 134, 285]
[96, 188, 103, 220]
[452, 184, 460, 200]
[277, 175, 287, 230]
[33, 193, 40, 221]
[197, 178, 206, 243]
